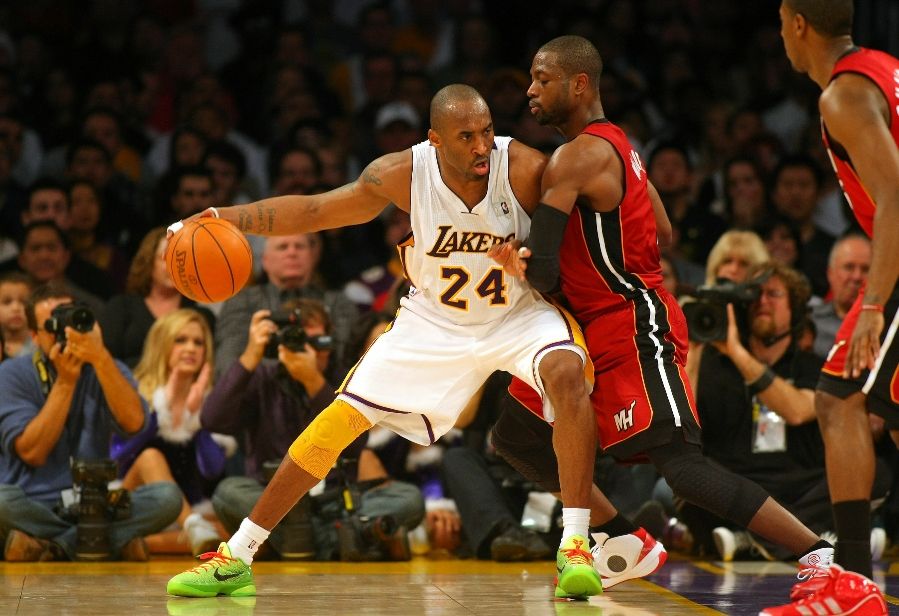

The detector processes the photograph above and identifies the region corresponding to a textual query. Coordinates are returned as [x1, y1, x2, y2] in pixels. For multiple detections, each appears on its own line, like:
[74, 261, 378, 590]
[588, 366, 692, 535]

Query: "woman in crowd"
[100, 227, 214, 367]
[723, 156, 770, 231]
[67, 180, 129, 293]
[112, 308, 234, 555]
[704, 229, 771, 286]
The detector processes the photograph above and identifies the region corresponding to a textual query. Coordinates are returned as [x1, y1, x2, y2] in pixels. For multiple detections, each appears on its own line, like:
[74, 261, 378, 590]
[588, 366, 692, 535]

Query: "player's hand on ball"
[166, 207, 221, 238]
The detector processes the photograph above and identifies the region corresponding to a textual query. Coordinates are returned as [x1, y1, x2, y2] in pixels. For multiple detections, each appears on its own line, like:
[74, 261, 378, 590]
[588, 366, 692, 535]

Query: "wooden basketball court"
[3, 556, 898, 615]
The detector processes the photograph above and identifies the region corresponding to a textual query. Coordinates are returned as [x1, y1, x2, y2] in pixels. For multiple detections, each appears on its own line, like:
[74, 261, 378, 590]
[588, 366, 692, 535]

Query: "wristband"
[746, 367, 775, 396]
[209, 206, 220, 218]
[861, 303, 884, 313]
[166, 220, 184, 236]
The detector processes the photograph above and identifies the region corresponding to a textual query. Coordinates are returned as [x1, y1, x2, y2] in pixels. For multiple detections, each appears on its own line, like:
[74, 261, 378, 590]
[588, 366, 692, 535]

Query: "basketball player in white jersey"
[165, 85, 604, 599]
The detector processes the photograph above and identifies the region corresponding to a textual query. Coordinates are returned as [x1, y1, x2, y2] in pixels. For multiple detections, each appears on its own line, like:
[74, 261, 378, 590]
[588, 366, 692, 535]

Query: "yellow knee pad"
[288, 399, 372, 479]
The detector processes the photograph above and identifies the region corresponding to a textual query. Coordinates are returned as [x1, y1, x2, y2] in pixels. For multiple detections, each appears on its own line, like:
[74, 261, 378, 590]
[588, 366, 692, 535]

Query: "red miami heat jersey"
[823, 47, 899, 237]
[559, 120, 663, 322]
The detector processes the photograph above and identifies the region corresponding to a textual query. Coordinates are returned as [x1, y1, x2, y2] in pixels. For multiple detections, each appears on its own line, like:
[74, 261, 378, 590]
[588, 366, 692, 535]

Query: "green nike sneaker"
[555, 535, 603, 599]
[166, 542, 256, 598]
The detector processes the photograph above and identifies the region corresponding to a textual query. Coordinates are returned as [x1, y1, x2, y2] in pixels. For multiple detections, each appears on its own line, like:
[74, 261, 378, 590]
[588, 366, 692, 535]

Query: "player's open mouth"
[473, 160, 489, 174]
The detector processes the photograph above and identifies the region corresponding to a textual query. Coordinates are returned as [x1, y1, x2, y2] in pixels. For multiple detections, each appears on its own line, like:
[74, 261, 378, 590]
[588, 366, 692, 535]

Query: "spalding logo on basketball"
[165, 217, 253, 303]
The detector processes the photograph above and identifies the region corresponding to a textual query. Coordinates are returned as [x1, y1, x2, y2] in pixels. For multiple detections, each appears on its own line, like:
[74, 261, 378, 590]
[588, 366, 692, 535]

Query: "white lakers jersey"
[400, 137, 539, 326]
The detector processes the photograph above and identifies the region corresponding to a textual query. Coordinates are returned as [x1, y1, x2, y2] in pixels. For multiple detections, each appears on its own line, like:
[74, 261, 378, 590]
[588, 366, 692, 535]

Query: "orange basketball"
[165, 218, 253, 303]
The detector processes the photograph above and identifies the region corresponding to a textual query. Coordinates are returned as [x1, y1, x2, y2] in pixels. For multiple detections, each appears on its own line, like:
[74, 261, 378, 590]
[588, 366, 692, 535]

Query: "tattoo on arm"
[267, 208, 275, 232]
[362, 164, 383, 186]
[238, 211, 251, 232]
[256, 204, 265, 230]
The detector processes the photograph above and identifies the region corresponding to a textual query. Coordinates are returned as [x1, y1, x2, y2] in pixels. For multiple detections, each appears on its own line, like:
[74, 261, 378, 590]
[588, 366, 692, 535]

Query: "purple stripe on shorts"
[341, 391, 411, 414]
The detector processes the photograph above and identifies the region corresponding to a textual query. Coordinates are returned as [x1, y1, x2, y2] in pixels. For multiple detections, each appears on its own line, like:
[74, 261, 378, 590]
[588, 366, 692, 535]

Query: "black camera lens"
[70, 307, 95, 333]
[683, 301, 728, 343]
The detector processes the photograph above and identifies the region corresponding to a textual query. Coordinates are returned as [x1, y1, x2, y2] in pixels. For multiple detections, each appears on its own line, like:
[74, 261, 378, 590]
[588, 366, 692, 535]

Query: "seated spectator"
[341, 205, 410, 311]
[811, 233, 871, 358]
[0, 272, 35, 358]
[703, 229, 771, 287]
[13, 221, 104, 314]
[660, 255, 682, 299]
[757, 215, 803, 272]
[100, 227, 215, 368]
[771, 155, 835, 297]
[67, 180, 129, 293]
[155, 166, 215, 228]
[722, 156, 770, 231]
[214, 233, 358, 378]
[203, 298, 424, 560]
[0, 282, 181, 561]
[204, 141, 260, 280]
[12, 178, 112, 300]
[647, 140, 725, 265]
[111, 309, 234, 555]
[685, 229, 771, 432]
[65, 137, 151, 260]
[687, 262, 889, 560]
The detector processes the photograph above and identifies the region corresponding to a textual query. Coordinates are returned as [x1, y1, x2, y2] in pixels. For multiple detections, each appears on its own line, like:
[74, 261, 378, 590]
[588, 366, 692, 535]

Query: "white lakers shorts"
[336, 295, 590, 445]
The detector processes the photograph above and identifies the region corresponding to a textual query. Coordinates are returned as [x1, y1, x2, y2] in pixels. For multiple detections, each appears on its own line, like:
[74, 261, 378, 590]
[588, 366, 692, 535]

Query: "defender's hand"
[487, 239, 529, 280]
[844, 309, 883, 379]
[166, 207, 221, 238]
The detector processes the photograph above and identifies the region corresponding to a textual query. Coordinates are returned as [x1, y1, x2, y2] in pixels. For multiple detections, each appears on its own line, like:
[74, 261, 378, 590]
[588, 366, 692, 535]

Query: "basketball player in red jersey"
[760, 2, 899, 614]
[489, 34, 841, 602]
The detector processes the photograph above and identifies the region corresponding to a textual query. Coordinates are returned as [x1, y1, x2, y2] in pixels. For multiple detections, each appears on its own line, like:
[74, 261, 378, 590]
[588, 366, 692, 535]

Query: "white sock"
[227, 518, 270, 565]
[561, 507, 591, 542]
[184, 512, 203, 528]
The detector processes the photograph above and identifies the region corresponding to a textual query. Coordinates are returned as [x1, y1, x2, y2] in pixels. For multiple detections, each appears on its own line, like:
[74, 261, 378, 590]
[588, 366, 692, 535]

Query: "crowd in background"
[0, 0, 898, 562]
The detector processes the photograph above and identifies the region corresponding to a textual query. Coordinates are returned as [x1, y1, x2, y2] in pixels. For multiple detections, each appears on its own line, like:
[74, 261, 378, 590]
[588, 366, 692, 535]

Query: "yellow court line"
[690, 562, 729, 576]
[631, 578, 725, 614]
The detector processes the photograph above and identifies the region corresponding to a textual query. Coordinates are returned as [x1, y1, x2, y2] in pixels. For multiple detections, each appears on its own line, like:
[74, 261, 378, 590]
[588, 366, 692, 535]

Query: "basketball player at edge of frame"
[760, 1, 899, 614]
[162, 83, 659, 600]
[486, 34, 859, 611]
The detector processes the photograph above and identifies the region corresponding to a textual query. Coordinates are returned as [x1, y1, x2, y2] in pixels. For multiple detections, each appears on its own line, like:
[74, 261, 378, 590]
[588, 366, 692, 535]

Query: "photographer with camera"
[0, 282, 181, 561]
[685, 262, 889, 560]
[202, 298, 423, 561]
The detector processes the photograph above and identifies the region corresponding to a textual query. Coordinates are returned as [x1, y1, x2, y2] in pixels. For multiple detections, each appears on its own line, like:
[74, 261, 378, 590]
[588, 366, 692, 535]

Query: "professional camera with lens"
[325, 458, 411, 562]
[682, 278, 762, 343]
[337, 512, 410, 562]
[43, 301, 95, 346]
[61, 458, 131, 561]
[264, 308, 334, 359]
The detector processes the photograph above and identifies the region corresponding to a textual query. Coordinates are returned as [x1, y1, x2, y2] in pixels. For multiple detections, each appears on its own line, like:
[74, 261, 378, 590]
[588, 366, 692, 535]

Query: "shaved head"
[430, 84, 489, 132]
[537, 35, 603, 91]
[783, 0, 853, 37]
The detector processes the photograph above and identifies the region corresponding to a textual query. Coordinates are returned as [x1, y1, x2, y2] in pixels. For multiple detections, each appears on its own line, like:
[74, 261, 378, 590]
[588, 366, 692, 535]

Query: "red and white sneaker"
[790, 545, 834, 600]
[761, 565, 887, 616]
[590, 528, 667, 589]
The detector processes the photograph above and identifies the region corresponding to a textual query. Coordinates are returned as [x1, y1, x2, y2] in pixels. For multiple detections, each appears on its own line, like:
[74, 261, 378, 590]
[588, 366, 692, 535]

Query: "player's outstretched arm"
[171, 151, 411, 236]
[821, 76, 899, 376]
